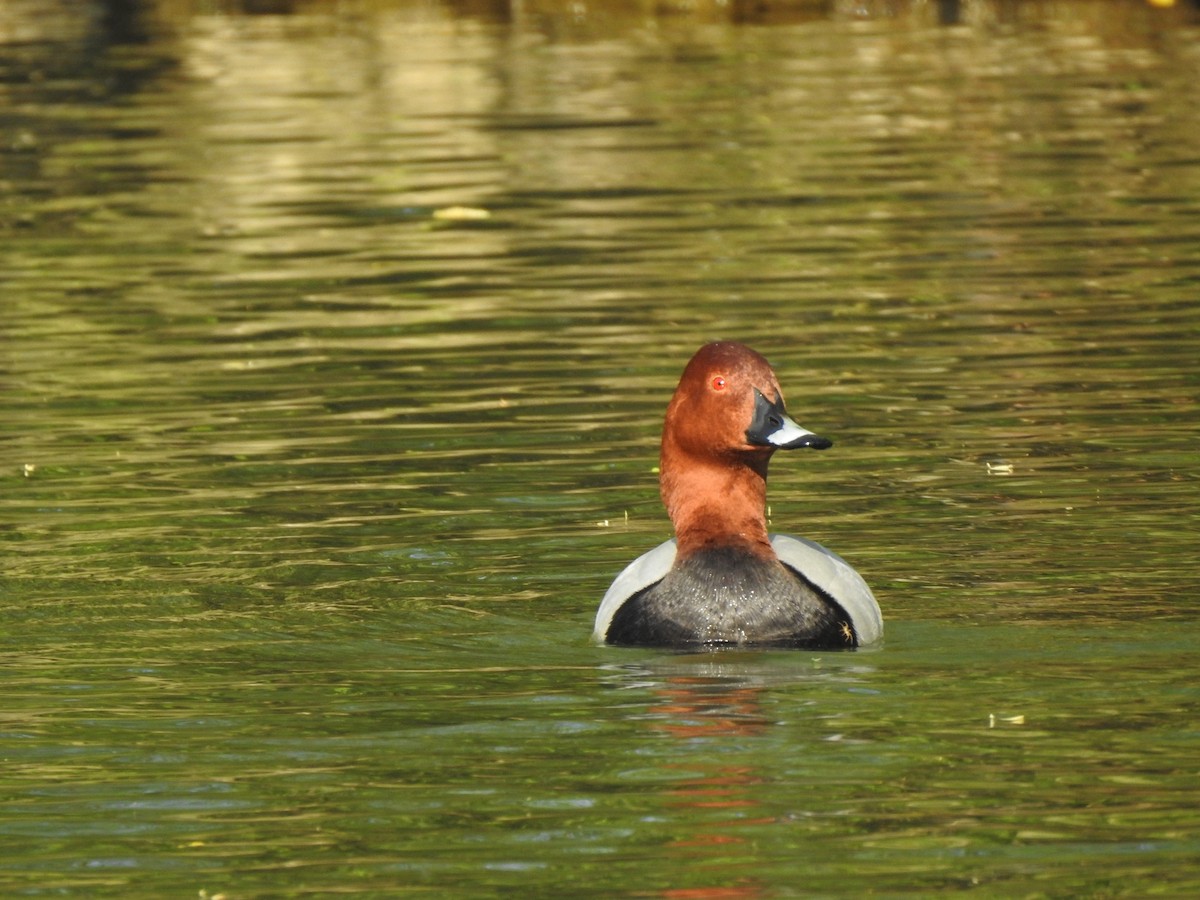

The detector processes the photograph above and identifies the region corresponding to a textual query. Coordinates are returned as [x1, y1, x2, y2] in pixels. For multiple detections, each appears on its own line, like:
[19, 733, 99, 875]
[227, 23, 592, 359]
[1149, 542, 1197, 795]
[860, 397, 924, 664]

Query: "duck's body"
[595, 341, 882, 650]
[594, 535, 881, 648]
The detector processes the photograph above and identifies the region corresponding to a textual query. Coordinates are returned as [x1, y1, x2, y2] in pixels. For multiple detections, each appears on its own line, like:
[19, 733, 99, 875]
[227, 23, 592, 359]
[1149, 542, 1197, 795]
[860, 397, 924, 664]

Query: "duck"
[594, 341, 882, 650]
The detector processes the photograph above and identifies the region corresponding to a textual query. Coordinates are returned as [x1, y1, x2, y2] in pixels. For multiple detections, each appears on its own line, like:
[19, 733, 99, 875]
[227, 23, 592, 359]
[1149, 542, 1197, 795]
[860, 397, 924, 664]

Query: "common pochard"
[594, 341, 882, 650]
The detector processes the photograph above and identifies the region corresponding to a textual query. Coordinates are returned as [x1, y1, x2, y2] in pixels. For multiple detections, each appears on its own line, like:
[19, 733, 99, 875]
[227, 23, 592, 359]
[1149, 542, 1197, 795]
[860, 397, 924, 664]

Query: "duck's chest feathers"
[605, 546, 855, 649]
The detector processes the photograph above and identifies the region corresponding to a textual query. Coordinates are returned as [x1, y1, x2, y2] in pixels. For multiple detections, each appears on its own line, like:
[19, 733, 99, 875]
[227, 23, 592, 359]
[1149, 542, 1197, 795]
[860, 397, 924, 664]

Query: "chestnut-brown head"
[662, 341, 829, 464]
[658, 341, 831, 555]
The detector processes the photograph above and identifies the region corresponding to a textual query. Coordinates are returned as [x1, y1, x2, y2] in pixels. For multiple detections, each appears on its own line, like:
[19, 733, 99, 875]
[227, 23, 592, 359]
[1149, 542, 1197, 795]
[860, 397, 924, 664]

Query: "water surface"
[3, 0, 1200, 895]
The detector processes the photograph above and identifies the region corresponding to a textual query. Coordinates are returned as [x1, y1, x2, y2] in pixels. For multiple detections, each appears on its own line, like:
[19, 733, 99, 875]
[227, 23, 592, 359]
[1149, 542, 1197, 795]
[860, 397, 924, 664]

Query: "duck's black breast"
[604, 546, 856, 650]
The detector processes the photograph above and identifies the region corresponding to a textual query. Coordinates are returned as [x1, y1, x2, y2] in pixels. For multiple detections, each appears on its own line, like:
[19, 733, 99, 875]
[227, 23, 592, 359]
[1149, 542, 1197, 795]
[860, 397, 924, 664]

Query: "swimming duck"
[594, 341, 882, 650]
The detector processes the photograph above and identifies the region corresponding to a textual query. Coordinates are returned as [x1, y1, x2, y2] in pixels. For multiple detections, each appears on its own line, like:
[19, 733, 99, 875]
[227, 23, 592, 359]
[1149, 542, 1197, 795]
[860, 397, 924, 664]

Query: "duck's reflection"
[653, 685, 773, 898]
[600, 655, 878, 899]
[646, 677, 773, 740]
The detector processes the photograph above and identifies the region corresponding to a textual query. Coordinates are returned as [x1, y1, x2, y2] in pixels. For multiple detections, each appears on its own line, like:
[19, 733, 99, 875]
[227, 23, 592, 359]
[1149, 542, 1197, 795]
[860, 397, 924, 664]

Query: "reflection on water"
[3, 0, 1200, 896]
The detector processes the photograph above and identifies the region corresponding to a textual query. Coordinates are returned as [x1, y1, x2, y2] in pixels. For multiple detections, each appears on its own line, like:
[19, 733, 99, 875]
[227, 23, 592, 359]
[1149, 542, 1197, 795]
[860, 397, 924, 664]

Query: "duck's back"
[603, 546, 855, 649]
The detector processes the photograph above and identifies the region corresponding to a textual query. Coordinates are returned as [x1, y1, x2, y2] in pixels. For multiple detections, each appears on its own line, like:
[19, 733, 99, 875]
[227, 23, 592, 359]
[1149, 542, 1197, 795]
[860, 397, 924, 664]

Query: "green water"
[4, 0, 1200, 896]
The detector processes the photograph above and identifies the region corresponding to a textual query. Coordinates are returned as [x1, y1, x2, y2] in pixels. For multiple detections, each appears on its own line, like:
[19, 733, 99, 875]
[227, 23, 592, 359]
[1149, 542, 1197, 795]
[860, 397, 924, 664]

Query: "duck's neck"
[660, 450, 775, 560]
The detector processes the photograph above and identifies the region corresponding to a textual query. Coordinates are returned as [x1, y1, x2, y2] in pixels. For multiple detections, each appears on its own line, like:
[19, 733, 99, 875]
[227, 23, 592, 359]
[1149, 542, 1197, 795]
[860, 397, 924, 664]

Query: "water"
[4, 0, 1200, 895]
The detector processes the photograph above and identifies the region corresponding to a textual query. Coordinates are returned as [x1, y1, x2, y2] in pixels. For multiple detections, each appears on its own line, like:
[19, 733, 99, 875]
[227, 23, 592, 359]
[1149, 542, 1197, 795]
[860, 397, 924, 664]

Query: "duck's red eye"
[711, 376, 726, 391]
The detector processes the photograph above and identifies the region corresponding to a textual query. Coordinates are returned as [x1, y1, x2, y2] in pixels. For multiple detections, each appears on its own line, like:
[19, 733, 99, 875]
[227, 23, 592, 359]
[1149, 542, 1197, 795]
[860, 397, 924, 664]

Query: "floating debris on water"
[432, 205, 491, 221]
[989, 713, 1026, 728]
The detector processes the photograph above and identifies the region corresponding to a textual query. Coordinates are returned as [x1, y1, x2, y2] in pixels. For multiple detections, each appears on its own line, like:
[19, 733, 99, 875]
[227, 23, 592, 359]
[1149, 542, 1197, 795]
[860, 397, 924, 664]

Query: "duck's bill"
[747, 388, 833, 450]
